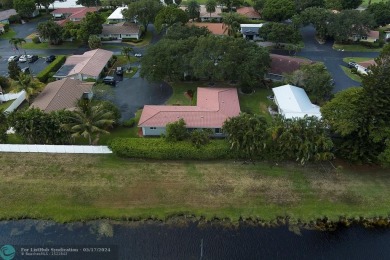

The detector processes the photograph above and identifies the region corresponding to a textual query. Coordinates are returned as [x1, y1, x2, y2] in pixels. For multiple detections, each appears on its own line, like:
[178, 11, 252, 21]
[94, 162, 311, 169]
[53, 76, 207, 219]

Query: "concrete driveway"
[297, 25, 379, 92]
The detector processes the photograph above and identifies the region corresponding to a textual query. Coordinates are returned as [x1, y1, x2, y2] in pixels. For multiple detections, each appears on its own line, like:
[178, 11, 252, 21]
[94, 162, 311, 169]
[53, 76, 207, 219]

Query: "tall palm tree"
[17, 73, 39, 105]
[187, 0, 200, 22]
[62, 100, 115, 145]
[9, 38, 26, 53]
[121, 46, 134, 63]
[205, 0, 216, 18]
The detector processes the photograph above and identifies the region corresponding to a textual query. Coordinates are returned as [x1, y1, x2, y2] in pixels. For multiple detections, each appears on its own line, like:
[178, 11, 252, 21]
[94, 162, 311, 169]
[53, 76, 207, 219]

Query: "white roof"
[49, 0, 82, 8]
[272, 84, 321, 119]
[240, 24, 264, 28]
[107, 7, 127, 20]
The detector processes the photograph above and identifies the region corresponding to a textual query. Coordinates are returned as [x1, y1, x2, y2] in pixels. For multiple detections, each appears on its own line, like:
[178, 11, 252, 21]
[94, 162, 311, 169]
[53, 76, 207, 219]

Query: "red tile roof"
[138, 88, 240, 128]
[358, 59, 376, 69]
[236, 7, 261, 19]
[191, 23, 228, 35]
[367, 30, 379, 40]
[269, 54, 313, 75]
[51, 7, 98, 19]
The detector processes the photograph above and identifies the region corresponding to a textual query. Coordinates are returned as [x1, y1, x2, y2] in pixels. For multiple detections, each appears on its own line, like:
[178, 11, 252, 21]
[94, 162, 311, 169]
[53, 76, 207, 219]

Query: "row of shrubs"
[109, 138, 241, 160]
[36, 55, 66, 83]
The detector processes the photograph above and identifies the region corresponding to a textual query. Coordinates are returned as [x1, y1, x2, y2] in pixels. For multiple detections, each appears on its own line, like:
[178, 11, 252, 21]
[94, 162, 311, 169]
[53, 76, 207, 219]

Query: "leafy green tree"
[252, 0, 265, 12]
[76, 0, 100, 7]
[190, 129, 213, 148]
[62, 21, 80, 40]
[268, 116, 334, 164]
[341, 0, 362, 9]
[294, 0, 324, 12]
[0, 76, 10, 91]
[222, 113, 269, 160]
[175, 0, 182, 5]
[13, 0, 36, 18]
[218, 0, 242, 11]
[222, 12, 248, 36]
[78, 12, 105, 44]
[17, 73, 41, 104]
[8, 60, 21, 80]
[0, 0, 13, 9]
[35, 0, 55, 13]
[327, 10, 375, 43]
[367, 1, 390, 26]
[8, 109, 73, 144]
[324, 0, 342, 10]
[205, 0, 216, 17]
[0, 109, 8, 143]
[37, 20, 63, 45]
[121, 46, 134, 62]
[259, 22, 301, 44]
[165, 23, 210, 40]
[165, 118, 189, 142]
[154, 5, 189, 33]
[285, 63, 333, 104]
[88, 35, 102, 49]
[262, 0, 296, 22]
[298, 7, 331, 41]
[62, 99, 115, 145]
[122, 0, 163, 33]
[187, 0, 200, 21]
[8, 37, 26, 53]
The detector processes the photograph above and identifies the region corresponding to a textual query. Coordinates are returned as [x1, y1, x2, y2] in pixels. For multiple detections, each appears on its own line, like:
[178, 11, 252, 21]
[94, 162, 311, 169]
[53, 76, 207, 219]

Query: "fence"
[0, 144, 112, 154]
[0, 90, 26, 113]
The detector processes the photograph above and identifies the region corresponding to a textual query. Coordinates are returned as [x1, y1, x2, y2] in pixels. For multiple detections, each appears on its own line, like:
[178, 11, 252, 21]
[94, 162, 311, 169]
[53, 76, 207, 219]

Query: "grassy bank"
[0, 153, 389, 223]
[340, 65, 362, 83]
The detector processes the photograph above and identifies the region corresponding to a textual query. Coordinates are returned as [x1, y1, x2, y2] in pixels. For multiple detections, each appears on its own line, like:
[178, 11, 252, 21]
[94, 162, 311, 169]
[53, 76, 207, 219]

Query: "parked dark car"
[348, 61, 357, 68]
[28, 55, 38, 63]
[103, 76, 116, 86]
[46, 55, 56, 62]
[116, 67, 123, 76]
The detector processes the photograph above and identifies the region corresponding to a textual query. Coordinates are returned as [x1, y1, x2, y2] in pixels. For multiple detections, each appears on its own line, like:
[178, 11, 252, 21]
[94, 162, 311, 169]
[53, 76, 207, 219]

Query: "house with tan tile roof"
[236, 7, 261, 20]
[351, 30, 380, 43]
[199, 5, 223, 22]
[31, 78, 94, 113]
[191, 23, 228, 35]
[99, 22, 141, 40]
[52, 7, 99, 26]
[267, 54, 314, 81]
[54, 49, 113, 81]
[357, 59, 376, 69]
[138, 88, 240, 136]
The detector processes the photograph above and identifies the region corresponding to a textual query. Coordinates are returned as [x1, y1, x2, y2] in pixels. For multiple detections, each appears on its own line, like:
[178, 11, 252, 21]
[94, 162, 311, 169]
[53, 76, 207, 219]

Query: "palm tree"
[17, 73, 39, 105]
[187, 0, 200, 22]
[205, 0, 216, 18]
[121, 46, 134, 63]
[9, 38, 26, 53]
[62, 99, 115, 145]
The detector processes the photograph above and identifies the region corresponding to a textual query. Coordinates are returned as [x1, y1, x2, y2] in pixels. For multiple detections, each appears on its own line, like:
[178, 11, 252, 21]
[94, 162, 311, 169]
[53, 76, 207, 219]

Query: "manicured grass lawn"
[0, 100, 13, 110]
[0, 153, 389, 223]
[124, 67, 138, 78]
[343, 57, 376, 63]
[167, 82, 199, 105]
[340, 65, 363, 83]
[239, 88, 273, 120]
[23, 41, 82, 50]
[333, 43, 382, 52]
[125, 31, 153, 47]
[0, 29, 16, 39]
[361, 0, 382, 7]
[114, 55, 137, 67]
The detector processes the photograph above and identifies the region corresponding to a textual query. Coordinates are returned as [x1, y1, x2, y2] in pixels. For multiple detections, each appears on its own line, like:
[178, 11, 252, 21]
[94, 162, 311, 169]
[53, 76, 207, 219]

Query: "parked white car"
[8, 55, 19, 62]
[134, 53, 142, 57]
[19, 55, 28, 62]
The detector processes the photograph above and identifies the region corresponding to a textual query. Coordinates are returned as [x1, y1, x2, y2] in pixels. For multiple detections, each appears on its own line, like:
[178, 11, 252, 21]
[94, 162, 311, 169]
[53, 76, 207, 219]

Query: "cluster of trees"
[321, 45, 390, 165]
[36, 12, 105, 45]
[1, 99, 118, 145]
[223, 113, 333, 164]
[296, 8, 376, 42]
[259, 22, 302, 44]
[140, 24, 270, 91]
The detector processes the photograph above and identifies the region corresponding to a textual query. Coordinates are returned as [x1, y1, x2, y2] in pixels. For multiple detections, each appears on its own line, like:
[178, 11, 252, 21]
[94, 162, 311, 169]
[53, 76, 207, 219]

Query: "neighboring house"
[107, 7, 127, 23]
[51, 7, 99, 25]
[351, 30, 380, 43]
[236, 7, 261, 20]
[191, 22, 228, 36]
[54, 49, 113, 81]
[199, 5, 223, 22]
[272, 84, 321, 119]
[357, 59, 376, 69]
[0, 9, 17, 24]
[138, 88, 240, 136]
[30, 78, 94, 113]
[240, 24, 264, 41]
[99, 22, 141, 40]
[385, 31, 390, 42]
[267, 54, 314, 81]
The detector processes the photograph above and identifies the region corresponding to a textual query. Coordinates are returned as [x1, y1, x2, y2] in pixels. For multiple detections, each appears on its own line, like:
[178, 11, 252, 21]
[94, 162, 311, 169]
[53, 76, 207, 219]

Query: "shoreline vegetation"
[1, 153, 390, 230]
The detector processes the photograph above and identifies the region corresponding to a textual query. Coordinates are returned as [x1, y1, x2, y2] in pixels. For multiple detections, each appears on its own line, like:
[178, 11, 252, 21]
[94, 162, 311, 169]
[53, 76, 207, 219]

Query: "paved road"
[297, 25, 379, 92]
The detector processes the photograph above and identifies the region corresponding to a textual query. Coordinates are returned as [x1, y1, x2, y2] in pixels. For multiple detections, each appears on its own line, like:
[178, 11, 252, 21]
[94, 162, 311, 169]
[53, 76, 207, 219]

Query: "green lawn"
[0, 100, 13, 111]
[343, 57, 376, 63]
[0, 153, 389, 223]
[167, 82, 199, 106]
[239, 88, 273, 120]
[333, 43, 382, 52]
[340, 65, 363, 83]
[361, 0, 382, 7]
[23, 41, 82, 50]
[124, 67, 138, 78]
[0, 29, 16, 39]
[125, 31, 153, 47]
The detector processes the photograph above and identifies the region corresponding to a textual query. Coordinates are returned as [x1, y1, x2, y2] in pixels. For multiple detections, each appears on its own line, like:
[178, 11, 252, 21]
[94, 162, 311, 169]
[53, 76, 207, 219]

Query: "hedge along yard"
[1, 153, 390, 223]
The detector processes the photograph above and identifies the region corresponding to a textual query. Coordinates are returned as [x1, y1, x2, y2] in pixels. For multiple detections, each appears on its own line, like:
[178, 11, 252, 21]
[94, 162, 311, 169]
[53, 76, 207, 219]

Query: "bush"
[190, 129, 213, 148]
[32, 36, 41, 44]
[109, 138, 238, 159]
[8, 14, 21, 24]
[97, 100, 121, 124]
[36, 55, 66, 83]
[123, 118, 136, 128]
[121, 38, 142, 43]
[0, 76, 10, 90]
[3, 24, 10, 32]
[166, 118, 189, 142]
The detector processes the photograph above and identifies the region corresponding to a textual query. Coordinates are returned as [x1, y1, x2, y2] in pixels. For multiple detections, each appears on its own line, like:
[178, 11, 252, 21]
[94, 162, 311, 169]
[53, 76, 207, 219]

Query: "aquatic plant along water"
[0, 220, 390, 259]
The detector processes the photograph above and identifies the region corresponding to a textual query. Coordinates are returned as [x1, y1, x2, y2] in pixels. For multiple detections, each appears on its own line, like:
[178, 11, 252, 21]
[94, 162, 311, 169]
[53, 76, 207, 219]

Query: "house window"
[215, 128, 222, 134]
[150, 127, 156, 130]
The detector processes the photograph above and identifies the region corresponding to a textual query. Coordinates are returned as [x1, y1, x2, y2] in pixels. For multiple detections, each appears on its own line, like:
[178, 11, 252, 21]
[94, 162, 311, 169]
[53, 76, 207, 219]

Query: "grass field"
[0, 29, 16, 39]
[340, 66, 363, 83]
[0, 153, 389, 223]
[333, 43, 382, 52]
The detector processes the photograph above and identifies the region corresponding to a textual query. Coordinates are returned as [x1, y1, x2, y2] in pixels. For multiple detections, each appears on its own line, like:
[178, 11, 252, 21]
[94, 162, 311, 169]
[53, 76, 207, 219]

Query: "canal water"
[0, 220, 390, 259]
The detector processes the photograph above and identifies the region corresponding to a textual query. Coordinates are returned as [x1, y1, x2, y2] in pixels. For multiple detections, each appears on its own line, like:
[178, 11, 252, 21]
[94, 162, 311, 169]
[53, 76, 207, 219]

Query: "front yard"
[333, 42, 382, 52]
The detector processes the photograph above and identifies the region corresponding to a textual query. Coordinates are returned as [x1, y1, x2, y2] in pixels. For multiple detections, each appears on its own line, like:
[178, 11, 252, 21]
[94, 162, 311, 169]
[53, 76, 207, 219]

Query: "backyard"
[0, 153, 389, 223]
